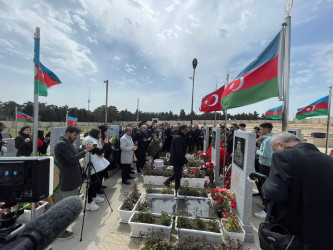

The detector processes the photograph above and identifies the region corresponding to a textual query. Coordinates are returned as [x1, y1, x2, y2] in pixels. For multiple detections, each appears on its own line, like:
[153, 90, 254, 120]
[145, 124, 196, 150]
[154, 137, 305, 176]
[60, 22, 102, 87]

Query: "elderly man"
[262, 132, 333, 249]
[134, 125, 151, 172]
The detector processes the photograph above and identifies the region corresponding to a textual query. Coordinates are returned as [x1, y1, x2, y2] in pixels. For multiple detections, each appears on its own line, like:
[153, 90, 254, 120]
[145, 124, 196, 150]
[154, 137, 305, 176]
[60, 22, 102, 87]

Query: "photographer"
[82, 128, 111, 211]
[54, 126, 93, 240]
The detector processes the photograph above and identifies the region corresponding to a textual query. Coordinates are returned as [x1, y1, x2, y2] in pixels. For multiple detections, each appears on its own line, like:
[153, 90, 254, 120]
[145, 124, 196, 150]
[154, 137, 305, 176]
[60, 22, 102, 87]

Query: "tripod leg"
[79, 163, 91, 242]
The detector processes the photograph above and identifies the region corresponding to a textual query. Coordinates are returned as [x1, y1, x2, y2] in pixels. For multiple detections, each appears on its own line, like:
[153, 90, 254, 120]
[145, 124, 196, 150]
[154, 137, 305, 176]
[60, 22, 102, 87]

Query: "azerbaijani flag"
[296, 96, 329, 120]
[221, 32, 281, 110]
[17, 112, 33, 123]
[68, 116, 78, 125]
[34, 32, 61, 97]
[264, 105, 283, 120]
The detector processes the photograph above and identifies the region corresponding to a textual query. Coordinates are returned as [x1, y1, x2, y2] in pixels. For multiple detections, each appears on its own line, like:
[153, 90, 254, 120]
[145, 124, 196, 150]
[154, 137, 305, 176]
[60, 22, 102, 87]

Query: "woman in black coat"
[15, 126, 33, 156]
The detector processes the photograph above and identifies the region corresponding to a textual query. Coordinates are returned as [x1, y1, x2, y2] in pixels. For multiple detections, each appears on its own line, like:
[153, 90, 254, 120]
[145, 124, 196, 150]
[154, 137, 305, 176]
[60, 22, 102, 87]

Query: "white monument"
[288, 128, 302, 140]
[230, 130, 255, 243]
[211, 127, 221, 185]
[203, 126, 210, 152]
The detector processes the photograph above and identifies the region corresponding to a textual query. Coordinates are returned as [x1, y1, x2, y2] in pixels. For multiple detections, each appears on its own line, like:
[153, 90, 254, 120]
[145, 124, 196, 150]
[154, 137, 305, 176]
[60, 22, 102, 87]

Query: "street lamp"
[190, 58, 198, 125]
[104, 80, 108, 125]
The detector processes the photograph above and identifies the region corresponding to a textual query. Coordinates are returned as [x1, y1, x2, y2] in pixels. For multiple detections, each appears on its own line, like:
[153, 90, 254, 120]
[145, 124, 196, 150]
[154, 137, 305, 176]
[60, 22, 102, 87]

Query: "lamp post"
[190, 58, 198, 125]
[104, 80, 108, 125]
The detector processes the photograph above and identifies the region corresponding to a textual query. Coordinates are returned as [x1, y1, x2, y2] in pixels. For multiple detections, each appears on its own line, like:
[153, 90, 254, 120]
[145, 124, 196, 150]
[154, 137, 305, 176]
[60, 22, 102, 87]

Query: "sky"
[0, 0, 332, 119]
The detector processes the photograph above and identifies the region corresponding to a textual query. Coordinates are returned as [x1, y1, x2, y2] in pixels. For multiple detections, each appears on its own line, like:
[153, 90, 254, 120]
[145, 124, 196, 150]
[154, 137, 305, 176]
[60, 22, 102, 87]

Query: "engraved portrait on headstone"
[233, 136, 245, 170]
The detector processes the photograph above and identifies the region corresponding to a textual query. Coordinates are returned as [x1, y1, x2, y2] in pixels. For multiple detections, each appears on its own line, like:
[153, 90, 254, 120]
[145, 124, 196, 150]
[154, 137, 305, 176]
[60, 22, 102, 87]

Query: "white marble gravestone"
[211, 127, 221, 185]
[288, 128, 302, 140]
[50, 127, 80, 155]
[230, 130, 255, 243]
[203, 126, 210, 152]
[2, 138, 17, 157]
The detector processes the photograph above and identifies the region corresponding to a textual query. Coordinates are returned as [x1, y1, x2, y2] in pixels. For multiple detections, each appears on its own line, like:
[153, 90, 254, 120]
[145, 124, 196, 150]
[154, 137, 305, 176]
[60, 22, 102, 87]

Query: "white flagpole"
[32, 27, 40, 157]
[15, 107, 18, 135]
[222, 71, 229, 184]
[282, 14, 291, 132]
[325, 85, 332, 154]
[66, 111, 69, 126]
[214, 82, 217, 127]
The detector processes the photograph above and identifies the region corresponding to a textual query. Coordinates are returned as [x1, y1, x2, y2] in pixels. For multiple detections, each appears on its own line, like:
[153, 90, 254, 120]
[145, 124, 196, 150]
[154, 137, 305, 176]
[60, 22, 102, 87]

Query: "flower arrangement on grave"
[224, 167, 232, 189]
[205, 161, 214, 175]
[120, 184, 141, 211]
[187, 158, 202, 168]
[210, 188, 236, 218]
[223, 211, 242, 233]
[143, 166, 173, 177]
[21, 201, 44, 210]
[204, 143, 228, 168]
[183, 167, 205, 178]
[199, 151, 211, 163]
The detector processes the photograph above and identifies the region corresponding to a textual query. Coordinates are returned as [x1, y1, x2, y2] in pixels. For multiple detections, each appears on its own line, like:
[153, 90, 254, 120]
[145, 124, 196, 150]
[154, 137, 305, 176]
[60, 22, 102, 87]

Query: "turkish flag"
[199, 85, 225, 112]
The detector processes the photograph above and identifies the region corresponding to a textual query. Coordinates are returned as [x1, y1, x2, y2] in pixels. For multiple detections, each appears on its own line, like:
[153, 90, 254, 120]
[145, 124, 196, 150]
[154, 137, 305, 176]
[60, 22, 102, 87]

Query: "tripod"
[78, 151, 113, 242]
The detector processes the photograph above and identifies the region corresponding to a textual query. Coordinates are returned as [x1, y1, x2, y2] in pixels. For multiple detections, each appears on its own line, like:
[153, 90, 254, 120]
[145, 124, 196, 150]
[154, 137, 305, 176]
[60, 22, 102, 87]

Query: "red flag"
[199, 85, 225, 112]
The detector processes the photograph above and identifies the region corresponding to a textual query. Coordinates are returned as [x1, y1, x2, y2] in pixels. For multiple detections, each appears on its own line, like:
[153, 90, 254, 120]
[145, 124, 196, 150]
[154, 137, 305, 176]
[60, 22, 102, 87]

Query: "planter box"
[175, 216, 223, 246]
[18, 201, 48, 222]
[208, 193, 218, 207]
[181, 178, 205, 188]
[222, 220, 245, 244]
[145, 188, 175, 200]
[118, 193, 143, 223]
[128, 212, 173, 240]
[143, 175, 168, 185]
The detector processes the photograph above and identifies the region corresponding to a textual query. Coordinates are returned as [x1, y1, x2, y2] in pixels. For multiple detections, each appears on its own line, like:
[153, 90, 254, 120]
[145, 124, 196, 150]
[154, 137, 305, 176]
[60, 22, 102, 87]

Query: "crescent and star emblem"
[273, 111, 277, 115]
[208, 94, 219, 106]
[229, 77, 244, 92]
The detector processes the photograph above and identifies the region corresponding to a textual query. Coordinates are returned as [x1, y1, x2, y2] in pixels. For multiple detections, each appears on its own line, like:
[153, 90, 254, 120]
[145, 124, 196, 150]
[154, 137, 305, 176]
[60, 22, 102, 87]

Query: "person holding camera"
[82, 128, 111, 211]
[54, 126, 94, 240]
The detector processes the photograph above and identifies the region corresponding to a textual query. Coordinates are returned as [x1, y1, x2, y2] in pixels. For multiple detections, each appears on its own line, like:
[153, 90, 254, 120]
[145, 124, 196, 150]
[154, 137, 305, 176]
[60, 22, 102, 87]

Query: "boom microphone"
[2, 196, 83, 250]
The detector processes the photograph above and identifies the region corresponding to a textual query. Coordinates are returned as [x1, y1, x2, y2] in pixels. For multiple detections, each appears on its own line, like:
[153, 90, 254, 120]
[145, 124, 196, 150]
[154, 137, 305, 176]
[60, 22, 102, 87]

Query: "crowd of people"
[1, 120, 333, 247]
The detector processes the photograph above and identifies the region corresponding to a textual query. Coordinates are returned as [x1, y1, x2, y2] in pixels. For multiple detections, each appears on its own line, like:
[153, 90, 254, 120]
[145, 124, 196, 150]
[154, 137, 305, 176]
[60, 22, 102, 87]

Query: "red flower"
[184, 173, 188, 177]
[201, 162, 205, 165]
[194, 153, 198, 157]
[217, 196, 222, 204]
[231, 200, 236, 209]
[222, 210, 228, 218]
[199, 154, 204, 158]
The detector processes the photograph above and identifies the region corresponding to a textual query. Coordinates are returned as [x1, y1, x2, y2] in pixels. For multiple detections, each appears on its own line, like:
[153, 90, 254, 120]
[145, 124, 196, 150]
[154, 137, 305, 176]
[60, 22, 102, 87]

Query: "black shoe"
[58, 230, 75, 240]
[102, 185, 107, 189]
[130, 167, 135, 171]
[163, 181, 171, 188]
[122, 181, 131, 185]
[137, 169, 141, 173]
[253, 193, 261, 197]
[97, 190, 104, 194]
[129, 171, 135, 174]
[128, 176, 134, 179]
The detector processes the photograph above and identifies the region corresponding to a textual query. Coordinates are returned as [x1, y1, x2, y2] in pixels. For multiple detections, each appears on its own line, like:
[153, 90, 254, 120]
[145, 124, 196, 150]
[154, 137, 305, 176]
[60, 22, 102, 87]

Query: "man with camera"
[54, 126, 94, 240]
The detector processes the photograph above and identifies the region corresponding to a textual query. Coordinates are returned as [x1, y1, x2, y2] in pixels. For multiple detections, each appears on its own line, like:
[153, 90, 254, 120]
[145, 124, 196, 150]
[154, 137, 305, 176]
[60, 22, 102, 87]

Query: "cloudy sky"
[0, 0, 332, 119]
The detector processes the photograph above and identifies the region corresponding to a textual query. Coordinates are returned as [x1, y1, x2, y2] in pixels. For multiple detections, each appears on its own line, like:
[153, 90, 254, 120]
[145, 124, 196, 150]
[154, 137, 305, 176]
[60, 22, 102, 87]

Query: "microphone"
[2, 196, 83, 250]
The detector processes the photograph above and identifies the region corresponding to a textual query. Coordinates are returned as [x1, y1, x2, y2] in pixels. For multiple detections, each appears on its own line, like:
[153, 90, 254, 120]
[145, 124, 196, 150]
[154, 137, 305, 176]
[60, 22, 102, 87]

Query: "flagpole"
[15, 107, 18, 135]
[136, 98, 140, 122]
[222, 71, 229, 184]
[214, 82, 217, 127]
[66, 111, 68, 126]
[282, 13, 291, 131]
[325, 85, 332, 154]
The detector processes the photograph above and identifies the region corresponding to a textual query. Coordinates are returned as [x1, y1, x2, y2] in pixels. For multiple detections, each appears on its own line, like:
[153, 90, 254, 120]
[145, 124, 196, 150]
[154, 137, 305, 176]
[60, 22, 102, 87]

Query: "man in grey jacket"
[120, 127, 138, 185]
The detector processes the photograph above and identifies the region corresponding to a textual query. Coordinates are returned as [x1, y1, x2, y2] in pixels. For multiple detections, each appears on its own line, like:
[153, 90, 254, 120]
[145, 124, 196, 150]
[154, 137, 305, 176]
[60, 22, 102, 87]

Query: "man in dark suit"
[134, 124, 151, 172]
[54, 126, 93, 240]
[163, 125, 188, 197]
[262, 132, 333, 249]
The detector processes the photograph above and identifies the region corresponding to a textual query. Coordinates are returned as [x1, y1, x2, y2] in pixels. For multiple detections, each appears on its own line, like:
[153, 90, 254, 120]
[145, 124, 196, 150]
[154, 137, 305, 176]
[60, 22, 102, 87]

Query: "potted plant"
[209, 188, 234, 211]
[222, 211, 245, 244]
[128, 211, 173, 240]
[142, 167, 173, 185]
[181, 168, 206, 187]
[18, 201, 49, 222]
[175, 215, 223, 246]
[118, 184, 143, 223]
[145, 184, 175, 200]
[177, 183, 209, 199]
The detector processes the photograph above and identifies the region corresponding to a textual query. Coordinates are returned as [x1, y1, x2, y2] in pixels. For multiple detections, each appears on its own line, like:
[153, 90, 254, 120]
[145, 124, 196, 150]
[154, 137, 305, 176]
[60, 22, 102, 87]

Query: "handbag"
[259, 147, 308, 250]
[259, 222, 304, 250]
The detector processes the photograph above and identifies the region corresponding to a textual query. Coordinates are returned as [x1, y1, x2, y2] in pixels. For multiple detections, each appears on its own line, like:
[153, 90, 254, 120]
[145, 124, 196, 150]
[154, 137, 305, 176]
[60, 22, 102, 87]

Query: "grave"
[230, 130, 255, 243]
[288, 128, 302, 140]
[211, 127, 221, 185]
[203, 126, 210, 152]
[49, 127, 80, 155]
[1, 138, 17, 157]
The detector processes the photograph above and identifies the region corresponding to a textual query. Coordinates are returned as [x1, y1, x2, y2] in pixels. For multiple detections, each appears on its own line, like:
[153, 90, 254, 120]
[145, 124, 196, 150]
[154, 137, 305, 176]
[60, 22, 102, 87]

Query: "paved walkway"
[51, 167, 262, 250]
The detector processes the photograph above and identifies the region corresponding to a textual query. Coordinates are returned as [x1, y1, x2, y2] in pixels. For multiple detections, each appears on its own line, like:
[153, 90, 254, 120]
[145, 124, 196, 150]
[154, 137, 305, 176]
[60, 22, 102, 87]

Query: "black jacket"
[262, 143, 333, 249]
[54, 136, 86, 192]
[15, 134, 33, 156]
[134, 130, 150, 159]
[226, 131, 234, 155]
[170, 132, 188, 166]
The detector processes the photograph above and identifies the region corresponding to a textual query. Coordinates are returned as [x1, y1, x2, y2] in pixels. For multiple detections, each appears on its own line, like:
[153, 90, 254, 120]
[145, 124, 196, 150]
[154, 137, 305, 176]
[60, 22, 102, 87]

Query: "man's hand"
[84, 143, 94, 153]
[133, 146, 138, 151]
[24, 138, 30, 143]
[148, 137, 152, 141]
